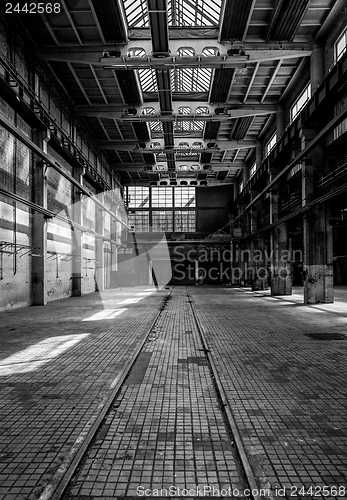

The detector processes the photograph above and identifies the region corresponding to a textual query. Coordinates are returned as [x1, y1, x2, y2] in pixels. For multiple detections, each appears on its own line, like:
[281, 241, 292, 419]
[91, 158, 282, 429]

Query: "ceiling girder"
[89, 0, 128, 43]
[266, 0, 310, 42]
[76, 103, 276, 116]
[100, 50, 311, 69]
[219, 0, 257, 41]
[99, 139, 255, 151]
[111, 161, 245, 169]
[36, 45, 312, 67]
[76, 110, 276, 121]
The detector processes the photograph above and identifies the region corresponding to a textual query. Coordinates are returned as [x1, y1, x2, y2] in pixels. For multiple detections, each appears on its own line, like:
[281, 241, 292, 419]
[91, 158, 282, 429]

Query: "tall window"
[151, 187, 173, 207]
[174, 187, 196, 207]
[265, 133, 277, 157]
[127, 186, 149, 208]
[336, 27, 347, 63]
[152, 211, 173, 231]
[239, 180, 244, 193]
[126, 186, 196, 232]
[128, 211, 149, 232]
[174, 211, 196, 231]
[290, 83, 311, 122]
[250, 162, 256, 178]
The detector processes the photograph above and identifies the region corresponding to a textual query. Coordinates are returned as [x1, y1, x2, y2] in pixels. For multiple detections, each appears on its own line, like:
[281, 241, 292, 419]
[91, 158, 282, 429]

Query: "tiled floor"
[190, 286, 347, 500]
[65, 288, 245, 499]
[0, 286, 346, 500]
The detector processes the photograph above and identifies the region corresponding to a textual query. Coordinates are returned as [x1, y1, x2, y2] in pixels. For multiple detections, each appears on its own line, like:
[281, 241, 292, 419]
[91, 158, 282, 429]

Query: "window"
[127, 187, 149, 208]
[152, 211, 173, 231]
[265, 133, 277, 157]
[128, 211, 149, 232]
[174, 211, 196, 232]
[151, 187, 173, 207]
[290, 84, 311, 122]
[333, 117, 347, 140]
[250, 162, 256, 178]
[174, 187, 196, 207]
[239, 180, 244, 193]
[336, 27, 347, 63]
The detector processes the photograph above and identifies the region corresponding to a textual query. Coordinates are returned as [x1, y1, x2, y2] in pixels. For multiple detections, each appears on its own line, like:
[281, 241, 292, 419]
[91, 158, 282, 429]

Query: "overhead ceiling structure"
[19, 0, 341, 185]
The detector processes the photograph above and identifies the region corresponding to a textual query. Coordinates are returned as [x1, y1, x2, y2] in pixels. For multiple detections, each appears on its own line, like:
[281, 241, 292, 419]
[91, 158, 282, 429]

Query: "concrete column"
[233, 179, 239, 201]
[303, 204, 334, 304]
[251, 236, 268, 290]
[95, 194, 105, 292]
[250, 207, 257, 233]
[257, 236, 268, 289]
[31, 129, 50, 305]
[71, 166, 84, 297]
[256, 140, 263, 169]
[232, 241, 241, 285]
[269, 188, 278, 224]
[243, 164, 249, 186]
[310, 43, 324, 93]
[276, 104, 285, 137]
[271, 222, 292, 296]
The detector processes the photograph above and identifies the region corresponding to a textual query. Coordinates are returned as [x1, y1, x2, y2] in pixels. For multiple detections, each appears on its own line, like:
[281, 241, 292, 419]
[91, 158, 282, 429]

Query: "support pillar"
[31, 129, 50, 305]
[233, 179, 239, 201]
[256, 140, 262, 169]
[243, 163, 249, 186]
[252, 236, 268, 290]
[303, 204, 334, 304]
[276, 104, 285, 137]
[310, 43, 324, 93]
[271, 223, 292, 295]
[71, 166, 84, 296]
[95, 194, 105, 292]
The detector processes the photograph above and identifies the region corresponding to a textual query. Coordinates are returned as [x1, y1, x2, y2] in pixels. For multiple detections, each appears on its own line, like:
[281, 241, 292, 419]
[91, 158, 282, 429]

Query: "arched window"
[177, 47, 195, 57]
[202, 47, 219, 57]
[141, 107, 156, 115]
[196, 106, 209, 115]
[178, 106, 191, 114]
[128, 48, 146, 57]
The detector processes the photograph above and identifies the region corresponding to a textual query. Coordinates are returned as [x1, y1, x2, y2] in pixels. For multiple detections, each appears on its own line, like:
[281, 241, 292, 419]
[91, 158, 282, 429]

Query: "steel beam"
[100, 139, 256, 151]
[36, 43, 312, 67]
[75, 103, 277, 119]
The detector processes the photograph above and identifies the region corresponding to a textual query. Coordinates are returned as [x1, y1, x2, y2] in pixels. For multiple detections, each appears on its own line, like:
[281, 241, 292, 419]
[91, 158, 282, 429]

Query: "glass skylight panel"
[149, 121, 163, 134]
[124, 0, 221, 28]
[124, 0, 149, 27]
[138, 69, 158, 92]
[168, 0, 221, 26]
[174, 120, 204, 133]
[172, 68, 212, 93]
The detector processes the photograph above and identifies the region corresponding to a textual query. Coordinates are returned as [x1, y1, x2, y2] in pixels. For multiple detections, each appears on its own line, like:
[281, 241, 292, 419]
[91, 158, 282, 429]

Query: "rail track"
[41, 287, 266, 500]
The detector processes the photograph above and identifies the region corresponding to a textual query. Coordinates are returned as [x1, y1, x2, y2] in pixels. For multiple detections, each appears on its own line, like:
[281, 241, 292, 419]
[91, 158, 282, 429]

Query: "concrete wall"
[0, 21, 125, 310]
[196, 186, 233, 233]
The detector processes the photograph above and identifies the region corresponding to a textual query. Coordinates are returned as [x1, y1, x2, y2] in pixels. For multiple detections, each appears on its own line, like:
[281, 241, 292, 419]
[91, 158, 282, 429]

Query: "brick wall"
[0, 18, 126, 310]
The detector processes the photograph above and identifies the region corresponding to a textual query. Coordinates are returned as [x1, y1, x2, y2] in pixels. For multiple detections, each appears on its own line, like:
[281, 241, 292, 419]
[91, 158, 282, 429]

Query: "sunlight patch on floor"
[0, 334, 89, 376]
[83, 309, 127, 321]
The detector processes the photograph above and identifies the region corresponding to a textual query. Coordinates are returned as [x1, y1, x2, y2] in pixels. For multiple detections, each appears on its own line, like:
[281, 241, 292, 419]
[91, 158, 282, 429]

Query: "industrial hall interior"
[0, 0, 347, 499]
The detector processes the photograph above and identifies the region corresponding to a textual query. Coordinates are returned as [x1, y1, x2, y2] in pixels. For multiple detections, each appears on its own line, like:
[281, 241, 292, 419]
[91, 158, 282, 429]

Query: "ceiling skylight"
[172, 68, 212, 92]
[138, 69, 158, 92]
[124, 0, 221, 28]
